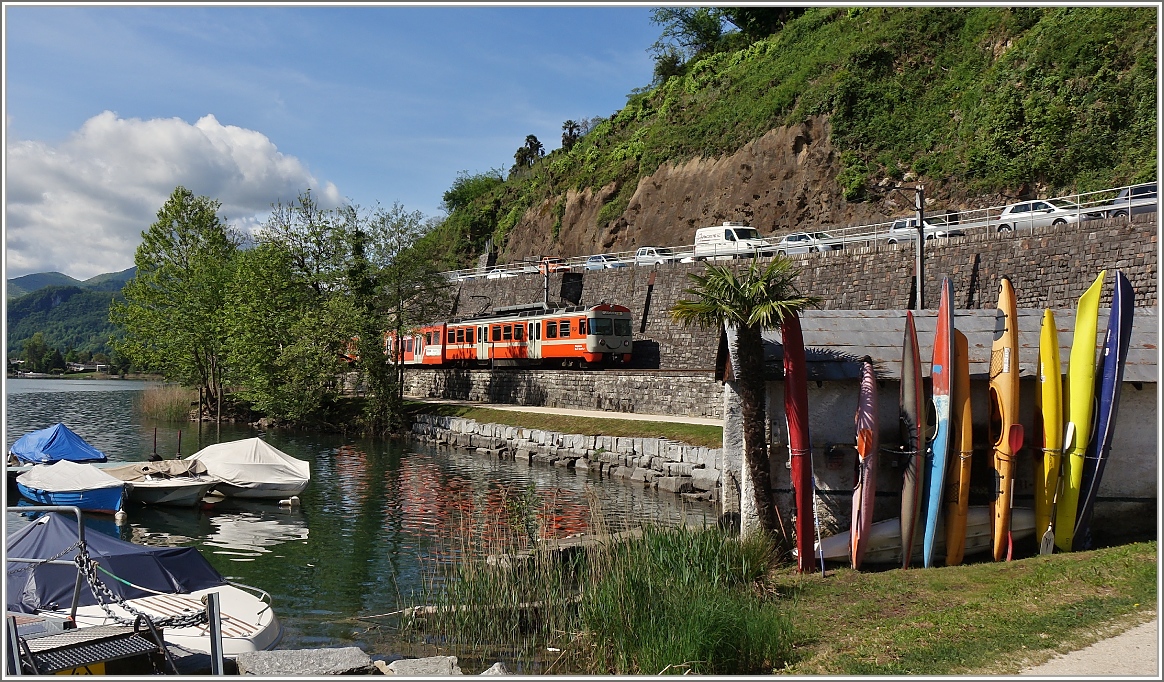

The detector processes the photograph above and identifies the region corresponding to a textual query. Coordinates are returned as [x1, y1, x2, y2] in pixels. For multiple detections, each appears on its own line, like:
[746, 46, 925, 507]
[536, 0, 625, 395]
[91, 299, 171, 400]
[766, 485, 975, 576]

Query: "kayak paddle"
[1040, 422, 1075, 555]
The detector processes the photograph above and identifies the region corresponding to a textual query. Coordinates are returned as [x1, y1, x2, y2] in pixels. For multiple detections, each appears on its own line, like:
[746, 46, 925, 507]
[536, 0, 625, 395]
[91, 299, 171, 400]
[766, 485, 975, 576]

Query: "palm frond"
[670, 256, 820, 331]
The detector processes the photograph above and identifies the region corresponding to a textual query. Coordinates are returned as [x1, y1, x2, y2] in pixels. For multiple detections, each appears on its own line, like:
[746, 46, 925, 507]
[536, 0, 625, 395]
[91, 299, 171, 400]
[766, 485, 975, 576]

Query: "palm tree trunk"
[735, 323, 779, 534]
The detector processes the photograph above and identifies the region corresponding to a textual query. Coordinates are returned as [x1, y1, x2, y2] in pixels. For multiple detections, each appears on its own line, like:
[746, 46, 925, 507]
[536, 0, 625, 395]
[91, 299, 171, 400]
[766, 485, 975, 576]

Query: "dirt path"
[1018, 613, 1158, 676]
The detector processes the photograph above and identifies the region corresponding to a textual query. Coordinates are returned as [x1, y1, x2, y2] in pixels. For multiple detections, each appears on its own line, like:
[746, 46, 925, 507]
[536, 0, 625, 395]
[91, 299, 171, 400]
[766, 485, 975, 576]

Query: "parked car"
[538, 257, 570, 274]
[774, 231, 841, 255]
[584, 254, 628, 270]
[886, 217, 965, 244]
[693, 222, 773, 260]
[1102, 183, 1157, 219]
[995, 199, 1103, 232]
[485, 267, 516, 279]
[634, 246, 676, 266]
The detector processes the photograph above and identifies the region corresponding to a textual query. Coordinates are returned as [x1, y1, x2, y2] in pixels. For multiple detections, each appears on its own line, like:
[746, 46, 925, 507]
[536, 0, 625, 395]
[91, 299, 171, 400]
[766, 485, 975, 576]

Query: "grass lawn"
[405, 401, 723, 449]
[772, 540, 1157, 675]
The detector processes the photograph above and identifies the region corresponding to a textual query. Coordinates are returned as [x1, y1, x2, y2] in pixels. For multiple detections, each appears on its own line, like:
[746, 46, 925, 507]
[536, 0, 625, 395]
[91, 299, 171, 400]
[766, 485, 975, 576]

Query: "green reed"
[135, 384, 195, 422]
[401, 489, 793, 675]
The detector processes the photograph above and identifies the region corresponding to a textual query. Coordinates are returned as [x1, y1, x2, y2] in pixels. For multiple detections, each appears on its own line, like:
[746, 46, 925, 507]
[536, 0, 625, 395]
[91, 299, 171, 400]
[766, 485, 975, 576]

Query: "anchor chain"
[6, 539, 83, 576]
[74, 545, 208, 629]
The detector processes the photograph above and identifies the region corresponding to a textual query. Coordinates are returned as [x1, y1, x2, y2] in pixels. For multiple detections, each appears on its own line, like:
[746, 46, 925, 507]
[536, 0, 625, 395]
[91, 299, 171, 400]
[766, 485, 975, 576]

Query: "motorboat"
[104, 460, 219, 507]
[6, 508, 283, 656]
[8, 423, 108, 464]
[185, 438, 310, 499]
[14, 460, 127, 513]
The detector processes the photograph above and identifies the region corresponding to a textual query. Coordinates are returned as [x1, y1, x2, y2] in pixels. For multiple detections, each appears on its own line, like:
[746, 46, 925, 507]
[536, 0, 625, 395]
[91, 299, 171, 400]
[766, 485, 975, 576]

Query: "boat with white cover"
[104, 460, 219, 507]
[185, 438, 310, 499]
[6, 508, 282, 656]
[14, 460, 127, 513]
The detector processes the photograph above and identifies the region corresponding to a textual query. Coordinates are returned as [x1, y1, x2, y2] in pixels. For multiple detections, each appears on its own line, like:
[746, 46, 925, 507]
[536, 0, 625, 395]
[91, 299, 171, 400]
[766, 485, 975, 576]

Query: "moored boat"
[9, 422, 108, 464]
[186, 438, 310, 499]
[14, 460, 126, 513]
[6, 509, 282, 656]
[105, 460, 219, 507]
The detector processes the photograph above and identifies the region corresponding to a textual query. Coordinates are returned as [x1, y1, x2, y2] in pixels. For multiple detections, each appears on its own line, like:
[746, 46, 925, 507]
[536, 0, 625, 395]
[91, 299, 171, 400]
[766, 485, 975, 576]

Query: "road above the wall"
[407, 397, 723, 426]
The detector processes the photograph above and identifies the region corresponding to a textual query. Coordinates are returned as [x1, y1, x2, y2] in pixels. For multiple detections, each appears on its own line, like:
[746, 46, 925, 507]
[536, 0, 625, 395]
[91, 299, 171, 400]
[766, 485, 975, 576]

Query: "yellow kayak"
[1034, 309, 1064, 549]
[944, 329, 973, 566]
[1055, 270, 1106, 552]
[989, 277, 1021, 562]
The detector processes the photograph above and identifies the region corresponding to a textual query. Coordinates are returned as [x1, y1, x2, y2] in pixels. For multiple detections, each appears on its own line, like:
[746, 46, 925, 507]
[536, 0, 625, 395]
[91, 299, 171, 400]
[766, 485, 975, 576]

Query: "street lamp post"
[915, 184, 925, 310]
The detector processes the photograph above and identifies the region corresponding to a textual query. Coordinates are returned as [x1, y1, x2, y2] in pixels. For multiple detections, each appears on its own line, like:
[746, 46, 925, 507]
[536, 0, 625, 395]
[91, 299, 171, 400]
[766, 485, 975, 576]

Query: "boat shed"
[716, 308, 1158, 547]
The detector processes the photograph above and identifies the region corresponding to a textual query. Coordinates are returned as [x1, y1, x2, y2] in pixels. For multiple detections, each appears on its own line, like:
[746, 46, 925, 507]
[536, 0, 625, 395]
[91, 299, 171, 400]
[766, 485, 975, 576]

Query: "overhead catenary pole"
[915, 184, 926, 310]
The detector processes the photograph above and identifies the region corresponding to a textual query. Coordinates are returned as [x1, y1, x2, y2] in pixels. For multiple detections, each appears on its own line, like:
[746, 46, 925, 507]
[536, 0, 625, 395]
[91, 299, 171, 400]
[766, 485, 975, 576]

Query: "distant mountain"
[7, 285, 125, 356]
[7, 267, 135, 299]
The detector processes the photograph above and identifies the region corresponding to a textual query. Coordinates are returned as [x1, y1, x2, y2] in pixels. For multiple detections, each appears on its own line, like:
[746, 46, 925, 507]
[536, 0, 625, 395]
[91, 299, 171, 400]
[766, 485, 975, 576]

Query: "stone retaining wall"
[404, 369, 722, 419]
[411, 414, 724, 503]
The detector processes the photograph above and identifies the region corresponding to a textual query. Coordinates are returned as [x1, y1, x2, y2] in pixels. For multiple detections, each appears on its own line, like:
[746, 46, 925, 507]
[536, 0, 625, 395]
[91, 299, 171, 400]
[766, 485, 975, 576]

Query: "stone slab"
[235, 647, 373, 676]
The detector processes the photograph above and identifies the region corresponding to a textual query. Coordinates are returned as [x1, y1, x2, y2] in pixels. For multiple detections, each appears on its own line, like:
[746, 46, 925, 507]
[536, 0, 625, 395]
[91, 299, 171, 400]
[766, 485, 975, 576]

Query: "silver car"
[775, 231, 841, 255]
[996, 199, 1103, 233]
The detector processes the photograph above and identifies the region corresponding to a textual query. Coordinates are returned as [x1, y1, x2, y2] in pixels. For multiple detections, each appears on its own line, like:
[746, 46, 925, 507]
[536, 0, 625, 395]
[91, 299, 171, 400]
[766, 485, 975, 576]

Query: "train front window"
[590, 318, 613, 335]
[614, 319, 631, 336]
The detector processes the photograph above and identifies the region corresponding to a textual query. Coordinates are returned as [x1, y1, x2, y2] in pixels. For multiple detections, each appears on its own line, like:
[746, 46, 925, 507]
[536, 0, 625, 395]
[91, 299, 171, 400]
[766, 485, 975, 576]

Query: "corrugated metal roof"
[721, 309, 1158, 383]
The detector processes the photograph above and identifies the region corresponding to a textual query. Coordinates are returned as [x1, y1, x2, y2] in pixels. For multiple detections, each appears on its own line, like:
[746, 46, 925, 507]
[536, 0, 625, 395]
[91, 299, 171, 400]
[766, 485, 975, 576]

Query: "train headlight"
[599, 338, 606, 346]
[623, 340, 629, 347]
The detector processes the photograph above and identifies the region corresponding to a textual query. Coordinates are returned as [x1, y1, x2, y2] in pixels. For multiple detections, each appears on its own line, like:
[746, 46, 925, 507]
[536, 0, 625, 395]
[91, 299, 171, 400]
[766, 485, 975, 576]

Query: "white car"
[634, 246, 675, 266]
[886, 218, 965, 244]
[584, 254, 628, 270]
[485, 268, 516, 279]
[996, 199, 1103, 233]
[774, 231, 841, 255]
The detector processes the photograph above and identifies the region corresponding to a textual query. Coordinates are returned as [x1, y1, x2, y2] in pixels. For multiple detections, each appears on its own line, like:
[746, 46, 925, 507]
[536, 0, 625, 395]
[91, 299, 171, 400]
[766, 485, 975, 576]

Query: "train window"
[579, 319, 587, 335]
[528, 322, 534, 339]
[405, 338, 413, 352]
[614, 319, 631, 336]
[424, 332, 431, 345]
[590, 318, 614, 335]
[492, 325, 501, 342]
[447, 329, 455, 344]
[456, 328, 464, 343]
[545, 321, 557, 339]
[466, 328, 474, 344]
[503, 325, 512, 340]
[559, 320, 570, 337]
[514, 324, 524, 341]
[535, 322, 541, 340]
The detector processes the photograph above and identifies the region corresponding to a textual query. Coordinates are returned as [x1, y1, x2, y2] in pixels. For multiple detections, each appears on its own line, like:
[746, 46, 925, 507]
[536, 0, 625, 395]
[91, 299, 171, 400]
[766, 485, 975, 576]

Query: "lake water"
[4, 378, 714, 665]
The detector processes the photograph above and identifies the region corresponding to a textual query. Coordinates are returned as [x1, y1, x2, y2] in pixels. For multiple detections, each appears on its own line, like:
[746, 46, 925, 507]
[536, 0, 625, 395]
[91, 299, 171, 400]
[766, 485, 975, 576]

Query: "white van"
[692, 222, 771, 260]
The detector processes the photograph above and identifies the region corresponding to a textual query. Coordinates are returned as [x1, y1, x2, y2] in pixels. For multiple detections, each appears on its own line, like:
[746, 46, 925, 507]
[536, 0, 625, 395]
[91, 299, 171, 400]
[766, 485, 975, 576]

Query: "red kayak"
[784, 312, 816, 573]
[851, 357, 879, 570]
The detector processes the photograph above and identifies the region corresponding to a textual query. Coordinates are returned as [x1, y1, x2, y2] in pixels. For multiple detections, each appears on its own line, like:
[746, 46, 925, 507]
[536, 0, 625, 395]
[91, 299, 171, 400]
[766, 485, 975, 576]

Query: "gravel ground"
[1019, 614, 1158, 676]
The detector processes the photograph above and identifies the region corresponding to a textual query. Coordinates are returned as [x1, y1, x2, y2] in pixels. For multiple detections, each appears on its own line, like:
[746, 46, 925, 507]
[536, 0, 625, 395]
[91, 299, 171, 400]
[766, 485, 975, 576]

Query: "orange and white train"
[387, 303, 633, 367]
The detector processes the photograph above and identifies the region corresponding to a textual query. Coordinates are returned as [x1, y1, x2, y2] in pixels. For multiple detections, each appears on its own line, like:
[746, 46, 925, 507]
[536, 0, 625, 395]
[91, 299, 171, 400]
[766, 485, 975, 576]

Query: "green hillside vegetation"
[80, 267, 137, 293]
[422, 6, 1156, 267]
[7, 271, 82, 299]
[6, 285, 124, 357]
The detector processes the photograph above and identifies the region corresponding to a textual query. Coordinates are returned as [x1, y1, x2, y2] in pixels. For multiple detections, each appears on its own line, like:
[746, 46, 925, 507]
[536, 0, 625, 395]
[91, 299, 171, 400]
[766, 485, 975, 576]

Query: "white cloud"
[5, 111, 343, 280]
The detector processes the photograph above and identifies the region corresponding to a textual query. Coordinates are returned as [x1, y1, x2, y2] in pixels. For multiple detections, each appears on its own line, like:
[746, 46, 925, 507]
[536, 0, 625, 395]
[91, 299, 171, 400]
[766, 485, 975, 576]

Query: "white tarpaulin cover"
[16, 460, 125, 492]
[186, 438, 310, 494]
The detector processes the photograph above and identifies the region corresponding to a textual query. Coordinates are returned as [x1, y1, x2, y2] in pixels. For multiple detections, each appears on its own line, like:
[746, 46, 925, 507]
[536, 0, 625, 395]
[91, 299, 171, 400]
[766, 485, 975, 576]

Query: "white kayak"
[798, 506, 1036, 566]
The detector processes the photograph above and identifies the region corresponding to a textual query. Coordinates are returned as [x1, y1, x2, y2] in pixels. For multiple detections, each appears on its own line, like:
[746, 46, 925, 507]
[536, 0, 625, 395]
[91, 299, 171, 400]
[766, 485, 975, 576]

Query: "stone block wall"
[447, 216, 1156, 372]
[410, 414, 723, 505]
[404, 368, 722, 419]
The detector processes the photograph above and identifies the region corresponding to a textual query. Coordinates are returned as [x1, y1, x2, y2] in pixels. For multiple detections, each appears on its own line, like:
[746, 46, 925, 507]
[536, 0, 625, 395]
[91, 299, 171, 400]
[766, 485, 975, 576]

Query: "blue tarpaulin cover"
[9, 423, 108, 464]
[5, 512, 227, 614]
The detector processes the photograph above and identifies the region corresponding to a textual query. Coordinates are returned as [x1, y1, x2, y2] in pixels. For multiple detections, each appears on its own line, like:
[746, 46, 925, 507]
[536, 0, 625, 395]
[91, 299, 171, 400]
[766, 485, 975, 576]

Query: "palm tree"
[561, 120, 581, 151]
[670, 256, 820, 535]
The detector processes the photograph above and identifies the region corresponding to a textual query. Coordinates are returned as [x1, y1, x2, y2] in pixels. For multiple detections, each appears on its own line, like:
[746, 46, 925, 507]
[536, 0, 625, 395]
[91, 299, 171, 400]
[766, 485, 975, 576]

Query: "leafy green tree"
[721, 7, 805, 40]
[650, 7, 727, 61]
[440, 170, 505, 214]
[561, 120, 581, 151]
[510, 135, 545, 175]
[260, 190, 349, 295]
[110, 186, 238, 417]
[670, 257, 819, 535]
[21, 332, 51, 372]
[46, 348, 66, 373]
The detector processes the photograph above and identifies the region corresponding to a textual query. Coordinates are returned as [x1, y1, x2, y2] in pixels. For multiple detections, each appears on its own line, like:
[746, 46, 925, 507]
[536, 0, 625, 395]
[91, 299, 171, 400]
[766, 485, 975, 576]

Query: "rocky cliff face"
[497, 115, 1013, 264]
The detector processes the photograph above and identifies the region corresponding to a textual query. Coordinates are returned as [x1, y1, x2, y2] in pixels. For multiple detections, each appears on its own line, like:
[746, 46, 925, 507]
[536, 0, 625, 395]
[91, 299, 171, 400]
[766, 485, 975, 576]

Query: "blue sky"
[4, 4, 661, 279]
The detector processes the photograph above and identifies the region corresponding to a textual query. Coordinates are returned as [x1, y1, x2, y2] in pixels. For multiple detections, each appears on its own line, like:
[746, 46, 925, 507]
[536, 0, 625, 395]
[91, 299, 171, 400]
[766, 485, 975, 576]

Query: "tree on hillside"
[650, 7, 727, 61]
[441, 170, 505, 214]
[21, 332, 51, 372]
[111, 186, 238, 418]
[721, 7, 806, 40]
[510, 135, 545, 176]
[561, 120, 581, 151]
[670, 257, 819, 536]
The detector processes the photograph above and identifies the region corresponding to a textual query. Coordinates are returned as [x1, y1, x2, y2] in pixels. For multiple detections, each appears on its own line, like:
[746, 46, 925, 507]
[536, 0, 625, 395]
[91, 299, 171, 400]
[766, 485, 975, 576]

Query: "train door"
[476, 325, 489, 364]
[527, 319, 541, 360]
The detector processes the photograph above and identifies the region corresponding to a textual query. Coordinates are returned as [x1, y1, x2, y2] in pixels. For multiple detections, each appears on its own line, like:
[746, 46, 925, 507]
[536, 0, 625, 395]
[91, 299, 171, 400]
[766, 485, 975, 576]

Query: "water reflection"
[6, 379, 715, 660]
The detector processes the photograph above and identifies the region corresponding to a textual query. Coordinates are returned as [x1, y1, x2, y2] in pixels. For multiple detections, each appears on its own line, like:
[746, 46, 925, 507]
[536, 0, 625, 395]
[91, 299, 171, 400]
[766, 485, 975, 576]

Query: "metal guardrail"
[442, 182, 1156, 281]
